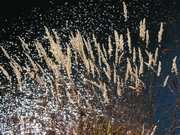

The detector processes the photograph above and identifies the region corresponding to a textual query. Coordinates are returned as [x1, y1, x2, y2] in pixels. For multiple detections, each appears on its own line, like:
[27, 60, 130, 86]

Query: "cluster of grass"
[0, 2, 179, 135]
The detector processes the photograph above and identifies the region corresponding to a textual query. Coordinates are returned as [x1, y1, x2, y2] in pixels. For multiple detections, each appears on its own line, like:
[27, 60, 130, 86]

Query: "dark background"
[0, 0, 82, 18]
[0, 0, 179, 35]
[0, 1, 62, 17]
[0, 0, 179, 17]
[0, 0, 179, 27]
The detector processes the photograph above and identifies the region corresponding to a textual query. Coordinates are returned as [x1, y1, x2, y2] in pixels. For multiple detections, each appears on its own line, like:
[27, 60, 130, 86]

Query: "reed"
[0, 1, 178, 135]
